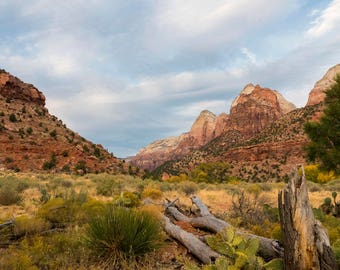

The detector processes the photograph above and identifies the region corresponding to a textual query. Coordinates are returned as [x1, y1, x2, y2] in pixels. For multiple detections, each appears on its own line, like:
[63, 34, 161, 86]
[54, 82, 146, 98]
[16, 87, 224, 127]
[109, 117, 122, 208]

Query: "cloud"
[241, 48, 257, 65]
[0, 0, 339, 157]
[306, 0, 340, 38]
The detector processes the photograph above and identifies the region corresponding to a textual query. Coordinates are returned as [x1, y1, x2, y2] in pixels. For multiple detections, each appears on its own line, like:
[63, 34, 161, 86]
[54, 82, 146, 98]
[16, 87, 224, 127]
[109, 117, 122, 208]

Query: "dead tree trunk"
[162, 215, 220, 264]
[166, 196, 283, 260]
[278, 168, 337, 270]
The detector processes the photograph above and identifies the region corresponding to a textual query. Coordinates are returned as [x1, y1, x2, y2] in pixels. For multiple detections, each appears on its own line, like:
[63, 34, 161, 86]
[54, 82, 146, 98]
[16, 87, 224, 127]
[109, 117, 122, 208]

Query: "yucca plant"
[84, 206, 163, 267]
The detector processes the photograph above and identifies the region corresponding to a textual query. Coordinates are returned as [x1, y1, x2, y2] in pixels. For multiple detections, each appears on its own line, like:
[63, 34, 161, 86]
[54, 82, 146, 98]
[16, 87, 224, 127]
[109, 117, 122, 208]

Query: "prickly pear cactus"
[203, 227, 283, 270]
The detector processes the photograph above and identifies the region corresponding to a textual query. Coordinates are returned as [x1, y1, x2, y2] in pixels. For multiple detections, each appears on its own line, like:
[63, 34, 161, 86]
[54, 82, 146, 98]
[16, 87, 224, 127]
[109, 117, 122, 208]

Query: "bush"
[113, 191, 141, 208]
[0, 187, 21, 205]
[0, 176, 29, 205]
[13, 216, 50, 236]
[96, 177, 115, 196]
[84, 206, 163, 267]
[9, 113, 17, 122]
[179, 181, 198, 196]
[141, 187, 163, 200]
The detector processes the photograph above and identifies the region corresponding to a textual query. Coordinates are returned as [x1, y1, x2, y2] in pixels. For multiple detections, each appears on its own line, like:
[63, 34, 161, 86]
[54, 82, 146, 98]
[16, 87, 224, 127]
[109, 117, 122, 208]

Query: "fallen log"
[0, 219, 14, 229]
[278, 168, 337, 270]
[162, 215, 219, 264]
[166, 196, 283, 260]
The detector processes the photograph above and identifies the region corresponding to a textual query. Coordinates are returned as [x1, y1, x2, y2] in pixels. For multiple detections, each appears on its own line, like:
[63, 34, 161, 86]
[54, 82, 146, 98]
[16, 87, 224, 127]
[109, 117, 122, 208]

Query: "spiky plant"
[84, 206, 163, 267]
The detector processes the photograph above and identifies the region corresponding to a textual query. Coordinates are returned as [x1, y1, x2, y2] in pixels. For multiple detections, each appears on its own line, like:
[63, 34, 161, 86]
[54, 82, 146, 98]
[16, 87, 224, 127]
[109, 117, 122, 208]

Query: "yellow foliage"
[167, 173, 188, 183]
[317, 171, 336, 183]
[140, 204, 163, 221]
[142, 188, 163, 200]
[14, 216, 50, 236]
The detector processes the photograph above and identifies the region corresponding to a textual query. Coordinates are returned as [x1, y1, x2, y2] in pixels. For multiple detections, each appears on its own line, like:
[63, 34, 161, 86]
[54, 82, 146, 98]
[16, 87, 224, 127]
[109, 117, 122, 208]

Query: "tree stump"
[278, 168, 337, 270]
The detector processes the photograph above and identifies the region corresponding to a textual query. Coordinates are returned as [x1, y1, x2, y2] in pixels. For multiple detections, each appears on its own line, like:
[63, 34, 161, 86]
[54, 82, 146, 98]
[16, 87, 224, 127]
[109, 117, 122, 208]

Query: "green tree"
[191, 162, 230, 183]
[304, 75, 340, 174]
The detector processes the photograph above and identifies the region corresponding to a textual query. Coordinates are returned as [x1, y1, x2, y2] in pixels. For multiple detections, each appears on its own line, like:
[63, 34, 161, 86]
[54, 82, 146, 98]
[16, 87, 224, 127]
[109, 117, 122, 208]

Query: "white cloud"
[306, 0, 340, 38]
[241, 48, 257, 65]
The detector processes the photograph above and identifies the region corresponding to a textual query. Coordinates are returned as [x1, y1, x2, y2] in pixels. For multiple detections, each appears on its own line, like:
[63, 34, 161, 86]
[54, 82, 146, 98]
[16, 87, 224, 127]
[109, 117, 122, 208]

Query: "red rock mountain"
[131, 110, 218, 170]
[307, 64, 340, 106]
[131, 84, 295, 171]
[0, 69, 128, 173]
[229, 83, 295, 138]
[153, 64, 339, 181]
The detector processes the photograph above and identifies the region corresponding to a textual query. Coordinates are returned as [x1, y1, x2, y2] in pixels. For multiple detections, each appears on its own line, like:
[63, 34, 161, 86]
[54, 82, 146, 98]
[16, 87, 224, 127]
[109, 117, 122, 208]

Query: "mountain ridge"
[0, 69, 129, 174]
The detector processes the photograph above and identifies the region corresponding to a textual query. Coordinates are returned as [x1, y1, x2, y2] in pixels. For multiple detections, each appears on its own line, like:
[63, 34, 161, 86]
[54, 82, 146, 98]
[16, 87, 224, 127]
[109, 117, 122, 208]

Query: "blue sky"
[0, 0, 340, 157]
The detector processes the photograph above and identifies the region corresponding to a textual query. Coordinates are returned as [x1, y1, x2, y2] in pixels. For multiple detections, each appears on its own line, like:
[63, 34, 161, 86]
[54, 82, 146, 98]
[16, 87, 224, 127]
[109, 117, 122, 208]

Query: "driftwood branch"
[162, 215, 219, 264]
[0, 219, 14, 229]
[166, 196, 283, 260]
[278, 168, 337, 270]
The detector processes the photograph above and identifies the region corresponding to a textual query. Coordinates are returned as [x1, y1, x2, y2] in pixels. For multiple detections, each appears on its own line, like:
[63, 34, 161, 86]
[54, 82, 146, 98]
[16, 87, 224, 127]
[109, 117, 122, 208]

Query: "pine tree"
[304, 75, 340, 174]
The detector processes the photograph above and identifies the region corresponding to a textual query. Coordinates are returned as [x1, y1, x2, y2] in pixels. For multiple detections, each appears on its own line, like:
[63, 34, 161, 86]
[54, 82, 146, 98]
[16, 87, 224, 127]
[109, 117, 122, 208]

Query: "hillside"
[0, 69, 128, 174]
[155, 104, 323, 181]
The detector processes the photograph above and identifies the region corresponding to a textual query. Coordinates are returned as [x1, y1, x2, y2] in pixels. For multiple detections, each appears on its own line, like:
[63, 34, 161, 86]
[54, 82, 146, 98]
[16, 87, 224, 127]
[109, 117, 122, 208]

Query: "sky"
[0, 0, 340, 157]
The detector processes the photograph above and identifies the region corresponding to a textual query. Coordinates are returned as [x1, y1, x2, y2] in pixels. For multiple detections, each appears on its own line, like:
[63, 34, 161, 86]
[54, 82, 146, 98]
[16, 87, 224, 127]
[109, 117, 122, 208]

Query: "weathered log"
[162, 215, 219, 264]
[0, 219, 14, 229]
[166, 196, 283, 260]
[278, 168, 337, 270]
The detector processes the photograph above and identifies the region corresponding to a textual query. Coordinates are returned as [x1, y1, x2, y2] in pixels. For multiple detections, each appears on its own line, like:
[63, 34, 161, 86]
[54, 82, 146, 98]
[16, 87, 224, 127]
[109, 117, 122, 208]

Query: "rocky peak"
[214, 113, 230, 137]
[189, 110, 217, 145]
[231, 83, 255, 108]
[306, 64, 340, 106]
[0, 69, 45, 106]
[229, 84, 295, 137]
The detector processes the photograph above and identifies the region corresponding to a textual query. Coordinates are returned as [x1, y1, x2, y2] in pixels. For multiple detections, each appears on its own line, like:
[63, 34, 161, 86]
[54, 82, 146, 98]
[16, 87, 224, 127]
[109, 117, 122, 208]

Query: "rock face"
[306, 64, 340, 106]
[130, 134, 187, 171]
[0, 69, 128, 173]
[214, 113, 229, 137]
[229, 84, 295, 138]
[131, 110, 218, 171]
[131, 83, 295, 171]
[188, 110, 217, 145]
[0, 69, 45, 106]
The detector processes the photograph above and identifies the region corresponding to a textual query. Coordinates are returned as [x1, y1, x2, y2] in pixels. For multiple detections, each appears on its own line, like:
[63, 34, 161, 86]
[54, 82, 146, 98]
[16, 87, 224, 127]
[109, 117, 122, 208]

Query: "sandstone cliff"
[131, 83, 295, 171]
[154, 64, 340, 181]
[229, 84, 295, 138]
[306, 64, 340, 106]
[131, 110, 218, 171]
[0, 69, 128, 174]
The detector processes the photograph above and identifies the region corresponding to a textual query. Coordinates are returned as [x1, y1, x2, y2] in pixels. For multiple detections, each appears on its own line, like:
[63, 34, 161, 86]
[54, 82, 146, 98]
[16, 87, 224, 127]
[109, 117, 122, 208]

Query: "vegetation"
[84, 206, 163, 268]
[0, 172, 339, 269]
[304, 76, 340, 174]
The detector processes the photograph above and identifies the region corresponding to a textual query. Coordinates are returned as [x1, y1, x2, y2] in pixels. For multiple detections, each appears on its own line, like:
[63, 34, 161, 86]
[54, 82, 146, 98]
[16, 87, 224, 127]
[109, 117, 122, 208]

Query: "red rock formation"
[0, 69, 128, 173]
[0, 69, 45, 106]
[188, 110, 217, 145]
[306, 64, 340, 106]
[229, 84, 295, 138]
[131, 83, 295, 171]
[214, 113, 229, 138]
[131, 110, 218, 171]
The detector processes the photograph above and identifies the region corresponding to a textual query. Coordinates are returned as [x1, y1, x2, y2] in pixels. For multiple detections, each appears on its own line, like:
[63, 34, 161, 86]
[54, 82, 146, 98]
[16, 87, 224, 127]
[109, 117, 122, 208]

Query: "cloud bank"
[0, 0, 339, 156]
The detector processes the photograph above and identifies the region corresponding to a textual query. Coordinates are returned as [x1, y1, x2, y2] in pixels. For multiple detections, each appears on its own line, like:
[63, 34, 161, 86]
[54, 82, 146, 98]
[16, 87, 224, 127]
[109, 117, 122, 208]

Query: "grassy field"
[0, 172, 339, 269]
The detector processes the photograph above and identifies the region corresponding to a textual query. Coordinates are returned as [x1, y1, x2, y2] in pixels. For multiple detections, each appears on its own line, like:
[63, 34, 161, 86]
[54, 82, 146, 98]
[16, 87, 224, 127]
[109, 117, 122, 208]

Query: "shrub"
[42, 153, 57, 170]
[13, 216, 50, 237]
[26, 127, 33, 135]
[96, 177, 115, 196]
[84, 206, 163, 267]
[9, 113, 17, 122]
[191, 162, 230, 183]
[0, 187, 21, 205]
[179, 181, 198, 196]
[114, 191, 141, 208]
[49, 129, 57, 139]
[141, 187, 163, 200]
